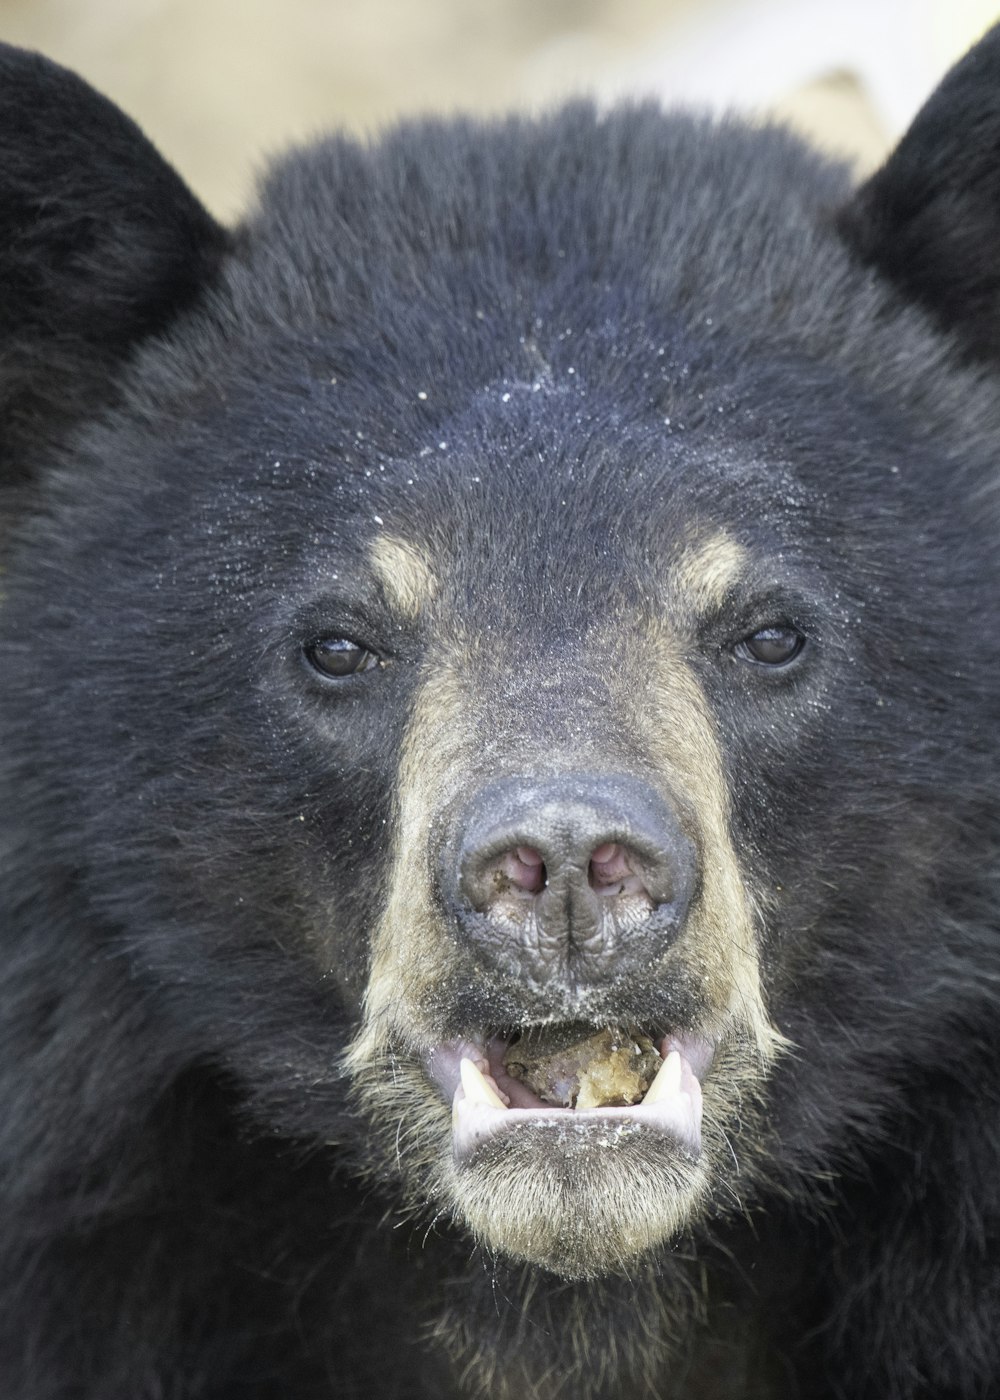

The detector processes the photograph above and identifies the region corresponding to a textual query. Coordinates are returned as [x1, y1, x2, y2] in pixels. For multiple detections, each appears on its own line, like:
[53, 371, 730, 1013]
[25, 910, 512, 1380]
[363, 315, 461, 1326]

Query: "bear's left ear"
[839, 23, 1000, 364]
[0, 44, 230, 497]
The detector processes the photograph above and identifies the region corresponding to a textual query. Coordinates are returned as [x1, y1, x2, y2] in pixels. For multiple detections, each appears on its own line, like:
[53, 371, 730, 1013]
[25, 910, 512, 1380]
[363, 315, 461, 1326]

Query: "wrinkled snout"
[441, 774, 697, 985]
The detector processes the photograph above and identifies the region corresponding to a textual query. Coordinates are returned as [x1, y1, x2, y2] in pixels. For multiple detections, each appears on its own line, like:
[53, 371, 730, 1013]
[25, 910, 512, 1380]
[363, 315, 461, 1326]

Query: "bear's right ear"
[838, 24, 1000, 365]
[0, 45, 230, 495]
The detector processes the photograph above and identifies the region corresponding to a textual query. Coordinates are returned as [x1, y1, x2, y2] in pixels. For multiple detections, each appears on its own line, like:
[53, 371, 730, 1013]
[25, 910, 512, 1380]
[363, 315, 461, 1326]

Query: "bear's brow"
[369, 533, 438, 619]
[669, 531, 749, 615]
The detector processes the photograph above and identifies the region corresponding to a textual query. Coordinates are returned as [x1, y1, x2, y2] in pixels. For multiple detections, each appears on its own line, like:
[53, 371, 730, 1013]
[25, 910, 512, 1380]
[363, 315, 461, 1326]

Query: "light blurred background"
[1, 0, 996, 219]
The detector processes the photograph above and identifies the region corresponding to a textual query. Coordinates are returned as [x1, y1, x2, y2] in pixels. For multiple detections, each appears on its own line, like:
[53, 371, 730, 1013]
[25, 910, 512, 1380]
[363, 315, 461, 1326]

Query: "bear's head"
[3, 34, 1000, 1306]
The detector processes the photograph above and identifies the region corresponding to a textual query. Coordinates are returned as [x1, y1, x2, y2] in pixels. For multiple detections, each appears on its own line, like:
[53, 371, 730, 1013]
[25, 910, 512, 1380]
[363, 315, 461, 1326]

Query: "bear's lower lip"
[423, 1031, 710, 1160]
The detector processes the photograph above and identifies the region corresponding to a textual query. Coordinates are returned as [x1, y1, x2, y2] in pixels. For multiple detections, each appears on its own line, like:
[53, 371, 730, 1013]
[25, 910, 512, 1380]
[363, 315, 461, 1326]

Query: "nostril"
[501, 845, 546, 895]
[589, 841, 634, 890]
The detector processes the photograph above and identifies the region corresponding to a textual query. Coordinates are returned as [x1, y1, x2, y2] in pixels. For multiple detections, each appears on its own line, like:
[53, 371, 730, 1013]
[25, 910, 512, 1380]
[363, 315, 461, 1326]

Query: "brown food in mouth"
[503, 1026, 662, 1109]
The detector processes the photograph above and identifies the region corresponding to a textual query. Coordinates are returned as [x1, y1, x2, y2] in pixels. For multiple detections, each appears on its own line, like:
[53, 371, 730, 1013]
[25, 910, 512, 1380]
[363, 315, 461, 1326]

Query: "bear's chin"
[443, 1122, 710, 1279]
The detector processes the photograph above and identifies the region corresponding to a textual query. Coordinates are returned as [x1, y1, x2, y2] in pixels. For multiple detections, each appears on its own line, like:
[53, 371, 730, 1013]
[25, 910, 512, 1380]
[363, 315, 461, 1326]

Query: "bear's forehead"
[165, 361, 816, 603]
[125, 303, 916, 657]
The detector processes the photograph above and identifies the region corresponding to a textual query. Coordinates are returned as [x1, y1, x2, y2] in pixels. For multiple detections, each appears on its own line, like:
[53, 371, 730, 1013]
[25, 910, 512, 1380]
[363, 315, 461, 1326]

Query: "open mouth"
[424, 1024, 711, 1161]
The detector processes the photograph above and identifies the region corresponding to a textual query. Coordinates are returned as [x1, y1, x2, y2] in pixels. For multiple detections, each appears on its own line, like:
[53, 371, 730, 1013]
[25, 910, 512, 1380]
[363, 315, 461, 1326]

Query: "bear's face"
[26, 284, 979, 1280]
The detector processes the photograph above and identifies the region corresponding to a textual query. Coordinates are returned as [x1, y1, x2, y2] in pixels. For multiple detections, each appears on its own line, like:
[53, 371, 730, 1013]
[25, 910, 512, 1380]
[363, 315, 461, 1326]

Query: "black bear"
[2, 29, 1000, 1400]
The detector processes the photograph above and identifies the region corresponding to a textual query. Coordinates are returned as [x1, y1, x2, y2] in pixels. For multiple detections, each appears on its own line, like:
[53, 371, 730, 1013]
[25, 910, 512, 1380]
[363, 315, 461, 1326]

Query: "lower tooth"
[642, 1049, 683, 1106]
[460, 1056, 507, 1110]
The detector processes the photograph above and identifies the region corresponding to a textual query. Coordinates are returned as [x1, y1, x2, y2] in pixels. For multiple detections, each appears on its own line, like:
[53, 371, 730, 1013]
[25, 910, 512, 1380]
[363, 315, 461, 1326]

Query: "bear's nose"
[445, 774, 696, 986]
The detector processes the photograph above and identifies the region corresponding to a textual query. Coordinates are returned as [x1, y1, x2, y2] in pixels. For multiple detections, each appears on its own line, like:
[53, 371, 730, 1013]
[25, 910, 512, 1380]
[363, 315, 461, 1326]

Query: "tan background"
[1, 0, 996, 220]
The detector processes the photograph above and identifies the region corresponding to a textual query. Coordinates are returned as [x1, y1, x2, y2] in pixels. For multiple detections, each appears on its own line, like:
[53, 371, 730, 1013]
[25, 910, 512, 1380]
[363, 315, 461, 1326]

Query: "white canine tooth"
[643, 1049, 683, 1106]
[460, 1057, 507, 1110]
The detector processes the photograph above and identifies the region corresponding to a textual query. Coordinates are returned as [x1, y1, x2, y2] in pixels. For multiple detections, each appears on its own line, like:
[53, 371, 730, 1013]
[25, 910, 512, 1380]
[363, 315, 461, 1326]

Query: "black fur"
[2, 33, 1000, 1400]
[0, 45, 229, 523]
[840, 22, 1000, 364]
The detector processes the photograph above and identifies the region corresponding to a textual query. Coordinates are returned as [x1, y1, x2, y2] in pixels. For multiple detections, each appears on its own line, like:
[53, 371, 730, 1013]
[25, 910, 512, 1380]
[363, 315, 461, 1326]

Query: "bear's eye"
[734, 626, 805, 667]
[304, 637, 382, 679]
